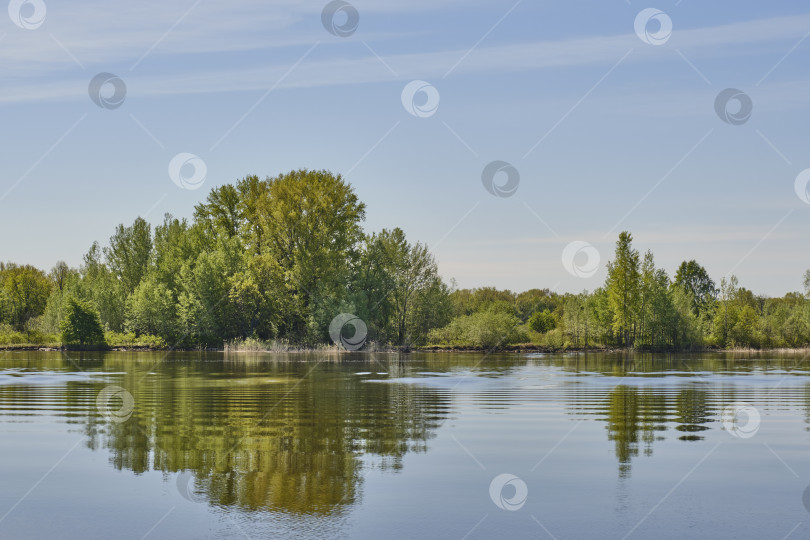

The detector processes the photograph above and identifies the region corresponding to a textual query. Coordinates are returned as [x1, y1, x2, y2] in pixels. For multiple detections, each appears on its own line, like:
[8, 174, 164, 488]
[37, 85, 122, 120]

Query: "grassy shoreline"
[3, 342, 810, 355]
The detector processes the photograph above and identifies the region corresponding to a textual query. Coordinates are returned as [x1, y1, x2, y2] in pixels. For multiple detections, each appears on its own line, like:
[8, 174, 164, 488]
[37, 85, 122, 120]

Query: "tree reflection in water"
[76, 353, 450, 514]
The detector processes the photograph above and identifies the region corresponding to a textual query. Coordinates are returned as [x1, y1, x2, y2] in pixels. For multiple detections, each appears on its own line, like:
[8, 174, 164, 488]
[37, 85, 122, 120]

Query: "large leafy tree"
[152, 214, 197, 292]
[254, 169, 366, 340]
[125, 277, 180, 341]
[673, 260, 716, 316]
[354, 228, 448, 346]
[529, 309, 556, 334]
[407, 275, 453, 346]
[386, 230, 443, 345]
[225, 254, 284, 339]
[104, 217, 153, 295]
[177, 236, 247, 345]
[0, 264, 52, 329]
[352, 233, 398, 342]
[193, 184, 243, 239]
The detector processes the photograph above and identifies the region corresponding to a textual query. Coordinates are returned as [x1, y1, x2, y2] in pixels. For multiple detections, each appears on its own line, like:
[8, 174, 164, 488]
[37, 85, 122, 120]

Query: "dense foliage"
[60, 297, 105, 347]
[429, 232, 810, 351]
[0, 170, 450, 349]
[1, 171, 809, 351]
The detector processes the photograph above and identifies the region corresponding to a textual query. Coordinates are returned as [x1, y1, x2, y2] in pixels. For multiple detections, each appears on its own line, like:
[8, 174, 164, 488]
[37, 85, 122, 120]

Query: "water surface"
[1, 351, 808, 539]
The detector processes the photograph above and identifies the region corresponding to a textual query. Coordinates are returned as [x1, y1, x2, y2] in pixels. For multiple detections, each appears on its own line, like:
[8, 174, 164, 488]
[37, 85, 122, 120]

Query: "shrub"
[428, 309, 524, 348]
[528, 309, 556, 333]
[60, 297, 106, 347]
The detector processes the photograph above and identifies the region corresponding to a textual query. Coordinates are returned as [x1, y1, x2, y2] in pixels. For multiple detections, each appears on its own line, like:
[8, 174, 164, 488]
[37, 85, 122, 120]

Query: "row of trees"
[429, 232, 810, 350]
[0, 170, 450, 348]
[2, 171, 809, 351]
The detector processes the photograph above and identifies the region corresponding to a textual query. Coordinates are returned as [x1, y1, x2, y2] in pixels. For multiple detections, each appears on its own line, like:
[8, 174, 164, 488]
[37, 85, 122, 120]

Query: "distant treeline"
[433, 233, 810, 351]
[1, 170, 808, 351]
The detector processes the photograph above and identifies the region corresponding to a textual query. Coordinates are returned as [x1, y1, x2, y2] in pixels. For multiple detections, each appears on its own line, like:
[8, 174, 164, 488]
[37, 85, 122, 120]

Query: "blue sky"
[1, 0, 810, 296]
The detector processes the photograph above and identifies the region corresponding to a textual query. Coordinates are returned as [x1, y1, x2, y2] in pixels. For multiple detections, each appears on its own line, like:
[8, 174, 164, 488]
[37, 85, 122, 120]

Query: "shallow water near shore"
[1, 350, 809, 539]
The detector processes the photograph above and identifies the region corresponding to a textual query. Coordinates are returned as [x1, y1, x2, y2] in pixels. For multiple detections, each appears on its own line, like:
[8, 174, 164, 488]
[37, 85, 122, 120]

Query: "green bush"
[60, 297, 106, 347]
[528, 309, 556, 333]
[105, 331, 167, 349]
[0, 323, 59, 347]
[543, 328, 566, 350]
[428, 309, 525, 348]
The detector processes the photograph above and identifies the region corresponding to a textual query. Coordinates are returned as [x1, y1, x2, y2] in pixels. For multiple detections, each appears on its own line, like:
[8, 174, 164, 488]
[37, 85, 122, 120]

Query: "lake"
[0, 351, 808, 539]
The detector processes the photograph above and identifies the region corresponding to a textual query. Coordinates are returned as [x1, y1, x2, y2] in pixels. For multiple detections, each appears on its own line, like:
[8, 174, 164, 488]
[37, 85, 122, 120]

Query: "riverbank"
[3, 342, 810, 355]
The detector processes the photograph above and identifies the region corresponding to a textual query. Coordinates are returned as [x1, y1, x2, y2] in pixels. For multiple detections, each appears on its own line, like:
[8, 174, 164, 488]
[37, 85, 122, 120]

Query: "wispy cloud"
[2, 10, 810, 103]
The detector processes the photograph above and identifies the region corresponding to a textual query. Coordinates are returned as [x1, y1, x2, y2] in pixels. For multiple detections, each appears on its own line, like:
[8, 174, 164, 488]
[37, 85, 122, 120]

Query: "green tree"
[450, 287, 516, 317]
[352, 228, 448, 346]
[0, 286, 10, 325]
[60, 296, 105, 347]
[407, 276, 453, 346]
[104, 217, 153, 295]
[673, 260, 716, 316]
[606, 232, 640, 347]
[125, 277, 180, 340]
[516, 289, 559, 321]
[1, 264, 52, 329]
[529, 309, 556, 334]
[48, 261, 75, 293]
[225, 254, 284, 339]
[177, 237, 245, 345]
[352, 233, 398, 342]
[713, 276, 738, 347]
[80, 242, 126, 332]
[152, 214, 196, 292]
[731, 304, 759, 348]
[637, 251, 674, 349]
[386, 231, 441, 345]
[804, 269, 810, 298]
[41, 262, 80, 334]
[670, 285, 701, 349]
[193, 183, 243, 239]
[589, 287, 613, 345]
[254, 169, 366, 341]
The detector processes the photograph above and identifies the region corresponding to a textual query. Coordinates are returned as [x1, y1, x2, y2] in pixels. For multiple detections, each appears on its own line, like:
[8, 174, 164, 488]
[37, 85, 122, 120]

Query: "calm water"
[1, 351, 809, 539]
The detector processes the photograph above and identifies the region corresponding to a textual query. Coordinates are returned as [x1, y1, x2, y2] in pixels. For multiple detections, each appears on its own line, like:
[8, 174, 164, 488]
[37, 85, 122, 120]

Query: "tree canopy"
[2, 169, 809, 353]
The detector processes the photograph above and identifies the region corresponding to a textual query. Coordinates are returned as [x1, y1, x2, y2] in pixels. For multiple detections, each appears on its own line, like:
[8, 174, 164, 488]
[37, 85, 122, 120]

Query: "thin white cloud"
[1, 11, 810, 102]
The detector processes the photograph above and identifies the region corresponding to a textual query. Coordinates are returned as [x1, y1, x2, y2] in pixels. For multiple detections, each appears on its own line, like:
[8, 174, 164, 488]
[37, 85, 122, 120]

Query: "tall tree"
[125, 277, 180, 340]
[255, 169, 366, 340]
[152, 214, 195, 292]
[48, 261, 75, 293]
[104, 217, 153, 295]
[354, 228, 447, 346]
[177, 237, 245, 345]
[714, 275, 739, 347]
[606, 232, 640, 347]
[80, 242, 126, 332]
[41, 262, 80, 334]
[387, 231, 442, 345]
[638, 251, 671, 348]
[193, 184, 243, 239]
[673, 260, 716, 316]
